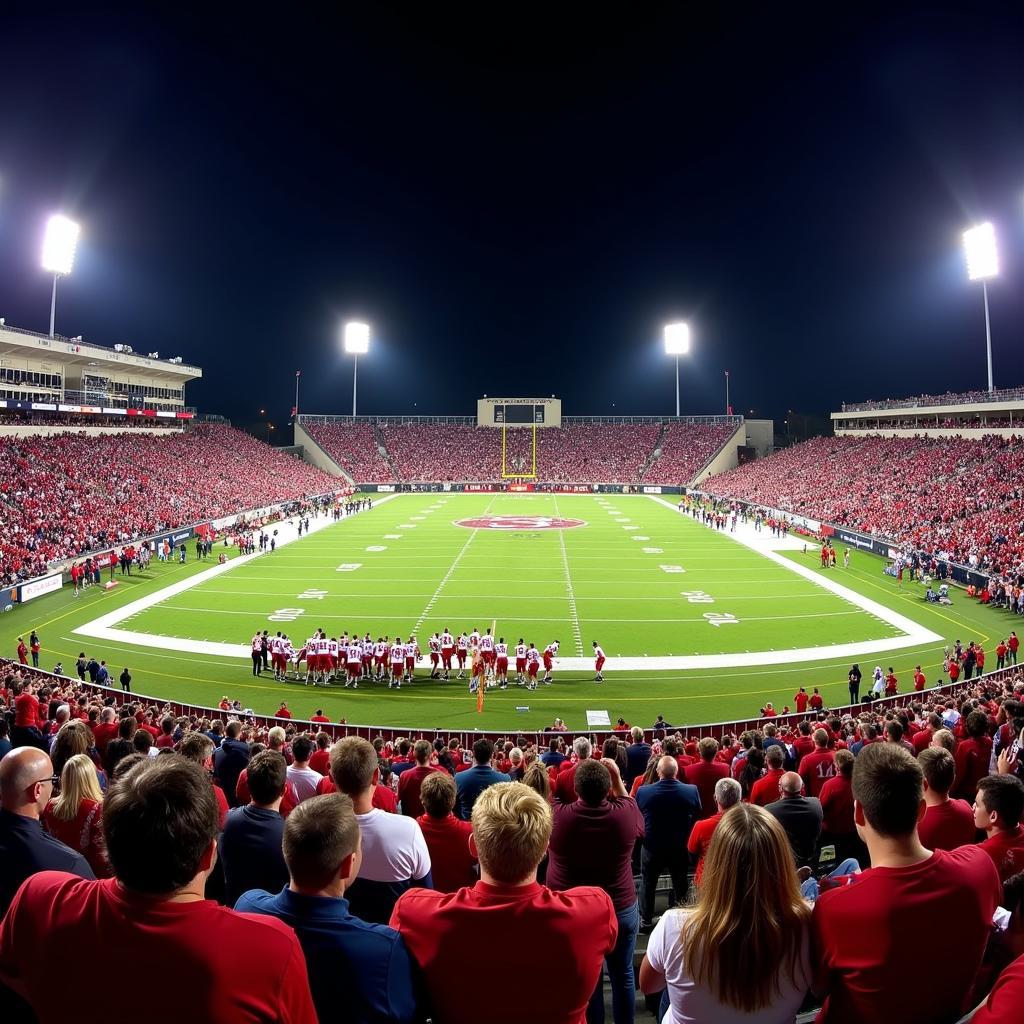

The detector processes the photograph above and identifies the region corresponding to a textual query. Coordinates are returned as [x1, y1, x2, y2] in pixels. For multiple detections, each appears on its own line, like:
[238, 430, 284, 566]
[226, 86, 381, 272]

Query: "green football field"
[2, 492, 1010, 731]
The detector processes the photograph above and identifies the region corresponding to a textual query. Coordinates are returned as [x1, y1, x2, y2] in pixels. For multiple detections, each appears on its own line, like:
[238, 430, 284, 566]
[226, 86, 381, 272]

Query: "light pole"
[41, 214, 80, 338]
[343, 321, 370, 417]
[963, 222, 999, 392]
[663, 322, 690, 417]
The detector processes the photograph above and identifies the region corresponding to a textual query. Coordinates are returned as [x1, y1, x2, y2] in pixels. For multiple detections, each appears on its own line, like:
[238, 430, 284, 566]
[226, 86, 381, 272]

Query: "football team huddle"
[251, 628, 607, 691]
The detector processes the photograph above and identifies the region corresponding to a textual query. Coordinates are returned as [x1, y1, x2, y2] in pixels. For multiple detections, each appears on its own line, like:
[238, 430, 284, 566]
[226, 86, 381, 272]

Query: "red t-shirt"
[390, 880, 616, 1024]
[794, 692, 809, 713]
[416, 813, 476, 893]
[749, 768, 785, 808]
[799, 749, 836, 799]
[397, 764, 441, 819]
[917, 800, 976, 852]
[819, 774, 855, 836]
[308, 749, 331, 776]
[0, 873, 316, 1024]
[14, 692, 40, 729]
[553, 762, 579, 803]
[316, 776, 398, 813]
[973, 952, 1024, 1024]
[912, 728, 934, 754]
[684, 760, 729, 819]
[978, 825, 1024, 882]
[811, 846, 1001, 1022]
[687, 810, 724, 884]
[951, 736, 993, 801]
[91, 722, 120, 755]
[792, 735, 815, 764]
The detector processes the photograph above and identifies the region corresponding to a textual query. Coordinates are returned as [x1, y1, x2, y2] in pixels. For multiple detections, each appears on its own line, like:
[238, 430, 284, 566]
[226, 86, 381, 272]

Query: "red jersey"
[799, 749, 836, 799]
[917, 799, 976, 852]
[818, 774, 855, 836]
[978, 825, 1024, 882]
[390, 880, 616, 1024]
[0, 873, 316, 1024]
[415, 813, 476, 893]
[687, 810, 724, 884]
[811, 846, 1001, 1023]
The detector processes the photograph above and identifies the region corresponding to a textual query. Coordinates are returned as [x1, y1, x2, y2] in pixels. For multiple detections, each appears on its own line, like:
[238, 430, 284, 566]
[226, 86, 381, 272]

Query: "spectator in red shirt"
[794, 687, 809, 714]
[397, 740, 440, 819]
[684, 738, 729, 820]
[819, 749, 859, 864]
[916, 747, 977, 853]
[974, 774, 1024, 881]
[416, 771, 476, 893]
[688, 777, 742, 884]
[551, 735, 593, 804]
[912, 712, 943, 754]
[12, 683, 45, 752]
[0, 756, 317, 1024]
[390, 782, 617, 1024]
[548, 758, 644, 1024]
[308, 732, 332, 776]
[952, 710, 994, 801]
[42, 754, 110, 878]
[749, 745, 786, 807]
[811, 743, 1002, 1023]
[799, 729, 836, 798]
[792, 721, 815, 766]
[809, 687, 824, 712]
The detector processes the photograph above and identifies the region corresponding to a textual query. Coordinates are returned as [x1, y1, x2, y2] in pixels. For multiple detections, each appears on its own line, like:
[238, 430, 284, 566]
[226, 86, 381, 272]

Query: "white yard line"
[410, 496, 498, 637]
[552, 495, 585, 656]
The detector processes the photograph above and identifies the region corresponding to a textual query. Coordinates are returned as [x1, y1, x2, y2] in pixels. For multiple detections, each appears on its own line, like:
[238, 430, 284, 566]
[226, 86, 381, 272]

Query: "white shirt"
[355, 808, 431, 883]
[286, 763, 322, 803]
[646, 908, 811, 1024]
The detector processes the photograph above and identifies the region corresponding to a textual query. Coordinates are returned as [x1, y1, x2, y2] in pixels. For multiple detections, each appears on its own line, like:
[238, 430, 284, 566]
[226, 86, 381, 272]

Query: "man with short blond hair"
[331, 737, 431, 924]
[391, 782, 616, 1024]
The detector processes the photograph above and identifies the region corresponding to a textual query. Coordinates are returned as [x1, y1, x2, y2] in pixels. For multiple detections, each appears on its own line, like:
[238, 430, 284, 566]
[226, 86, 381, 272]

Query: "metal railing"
[842, 385, 1024, 412]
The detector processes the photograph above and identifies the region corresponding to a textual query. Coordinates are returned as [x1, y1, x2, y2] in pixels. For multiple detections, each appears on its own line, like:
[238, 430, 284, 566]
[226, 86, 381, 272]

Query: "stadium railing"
[14, 662, 1014, 750]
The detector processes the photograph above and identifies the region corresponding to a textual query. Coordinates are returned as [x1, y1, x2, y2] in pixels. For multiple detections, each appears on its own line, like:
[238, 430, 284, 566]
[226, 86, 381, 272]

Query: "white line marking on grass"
[410, 496, 498, 637]
[553, 495, 585, 656]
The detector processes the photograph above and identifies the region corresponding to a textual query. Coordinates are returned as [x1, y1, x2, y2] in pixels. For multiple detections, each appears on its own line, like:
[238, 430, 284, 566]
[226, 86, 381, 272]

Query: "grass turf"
[2, 493, 1010, 731]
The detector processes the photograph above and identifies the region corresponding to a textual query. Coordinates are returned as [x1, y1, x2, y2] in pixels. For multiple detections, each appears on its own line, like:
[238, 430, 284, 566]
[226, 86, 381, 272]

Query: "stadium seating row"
[304, 420, 736, 485]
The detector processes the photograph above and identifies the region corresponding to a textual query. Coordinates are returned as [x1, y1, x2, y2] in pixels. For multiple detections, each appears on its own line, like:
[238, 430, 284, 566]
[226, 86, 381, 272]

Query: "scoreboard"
[477, 397, 561, 428]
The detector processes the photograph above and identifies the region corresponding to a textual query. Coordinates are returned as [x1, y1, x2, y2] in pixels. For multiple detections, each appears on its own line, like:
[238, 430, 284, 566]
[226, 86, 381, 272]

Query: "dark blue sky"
[1, 6, 1022, 427]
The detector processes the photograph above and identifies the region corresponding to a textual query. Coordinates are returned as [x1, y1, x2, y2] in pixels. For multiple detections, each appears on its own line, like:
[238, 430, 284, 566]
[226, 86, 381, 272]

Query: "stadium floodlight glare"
[41, 214, 80, 338]
[663, 322, 690, 416]
[343, 320, 370, 415]
[963, 223, 998, 392]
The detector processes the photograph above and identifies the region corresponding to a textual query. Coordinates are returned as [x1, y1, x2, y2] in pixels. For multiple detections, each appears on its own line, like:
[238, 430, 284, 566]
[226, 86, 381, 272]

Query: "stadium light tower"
[343, 321, 370, 416]
[963, 222, 998, 392]
[663, 322, 690, 417]
[41, 214, 80, 338]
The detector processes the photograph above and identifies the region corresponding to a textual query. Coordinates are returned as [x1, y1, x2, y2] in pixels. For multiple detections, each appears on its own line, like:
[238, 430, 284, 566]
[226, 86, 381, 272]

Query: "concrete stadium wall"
[691, 421, 747, 486]
[293, 421, 354, 484]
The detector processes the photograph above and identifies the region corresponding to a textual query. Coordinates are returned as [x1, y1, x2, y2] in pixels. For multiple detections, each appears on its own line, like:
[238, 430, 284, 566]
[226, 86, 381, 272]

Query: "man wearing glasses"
[0, 747, 95, 918]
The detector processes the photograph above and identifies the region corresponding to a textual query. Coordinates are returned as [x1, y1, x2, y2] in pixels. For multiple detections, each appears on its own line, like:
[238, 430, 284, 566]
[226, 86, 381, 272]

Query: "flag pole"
[294, 370, 301, 418]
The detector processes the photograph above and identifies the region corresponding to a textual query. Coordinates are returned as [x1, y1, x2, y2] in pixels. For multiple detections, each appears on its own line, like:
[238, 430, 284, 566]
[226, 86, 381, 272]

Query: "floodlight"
[963, 222, 998, 281]
[663, 322, 690, 355]
[41, 214, 80, 276]
[344, 321, 370, 354]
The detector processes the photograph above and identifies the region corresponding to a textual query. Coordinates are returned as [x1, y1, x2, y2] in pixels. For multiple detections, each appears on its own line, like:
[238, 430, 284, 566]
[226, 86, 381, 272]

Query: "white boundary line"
[72, 492, 942, 671]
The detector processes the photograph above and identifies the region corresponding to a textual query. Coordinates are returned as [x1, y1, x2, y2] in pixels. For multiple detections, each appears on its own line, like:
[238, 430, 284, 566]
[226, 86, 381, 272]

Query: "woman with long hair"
[42, 754, 110, 877]
[639, 803, 811, 1022]
[737, 747, 766, 800]
[629, 754, 660, 798]
[50, 720, 106, 789]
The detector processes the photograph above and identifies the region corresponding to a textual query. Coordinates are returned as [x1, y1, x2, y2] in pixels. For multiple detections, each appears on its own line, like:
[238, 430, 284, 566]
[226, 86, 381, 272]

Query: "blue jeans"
[587, 899, 639, 1024]
[800, 858, 860, 900]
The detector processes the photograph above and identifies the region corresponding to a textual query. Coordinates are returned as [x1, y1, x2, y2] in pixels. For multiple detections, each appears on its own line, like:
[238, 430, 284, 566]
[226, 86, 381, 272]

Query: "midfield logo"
[455, 515, 587, 530]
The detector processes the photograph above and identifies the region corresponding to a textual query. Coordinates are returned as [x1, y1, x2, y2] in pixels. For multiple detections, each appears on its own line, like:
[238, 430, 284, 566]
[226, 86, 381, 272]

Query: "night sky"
[1, 7, 1022, 430]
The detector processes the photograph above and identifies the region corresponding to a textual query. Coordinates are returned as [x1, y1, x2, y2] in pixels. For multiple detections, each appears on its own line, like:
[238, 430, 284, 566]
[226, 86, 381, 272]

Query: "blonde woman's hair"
[521, 761, 551, 801]
[680, 803, 810, 1012]
[471, 782, 551, 883]
[51, 754, 104, 822]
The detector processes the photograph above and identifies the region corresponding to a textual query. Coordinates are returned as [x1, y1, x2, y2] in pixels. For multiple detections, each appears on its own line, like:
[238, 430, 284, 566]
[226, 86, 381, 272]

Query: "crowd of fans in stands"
[0, 424, 339, 586]
[3, 655, 1024, 1021]
[843, 386, 1024, 411]
[307, 419, 736, 486]
[707, 433, 1024, 576]
[0, 411, 182, 428]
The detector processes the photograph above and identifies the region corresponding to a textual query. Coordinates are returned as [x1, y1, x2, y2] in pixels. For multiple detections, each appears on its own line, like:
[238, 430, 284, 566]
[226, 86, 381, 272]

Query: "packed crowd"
[0, 424, 340, 586]
[842, 386, 1024, 411]
[307, 419, 737, 486]
[706, 433, 1024, 575]
[0, 411, 183, 429]
[3, 657, 1024, 1022]
[301, 421, 395, 482]
[642, 422, 737, 485]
